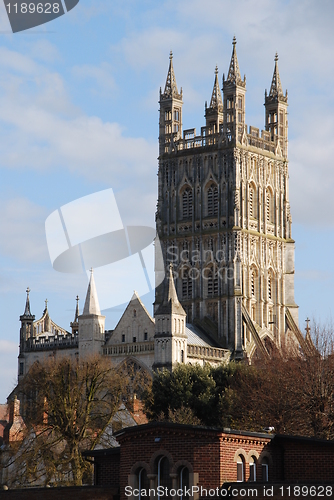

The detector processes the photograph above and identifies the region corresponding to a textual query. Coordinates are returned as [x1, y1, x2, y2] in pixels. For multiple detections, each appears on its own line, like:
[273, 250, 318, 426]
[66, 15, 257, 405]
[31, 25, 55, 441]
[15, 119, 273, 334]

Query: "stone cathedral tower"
[155, 39, 305, 360]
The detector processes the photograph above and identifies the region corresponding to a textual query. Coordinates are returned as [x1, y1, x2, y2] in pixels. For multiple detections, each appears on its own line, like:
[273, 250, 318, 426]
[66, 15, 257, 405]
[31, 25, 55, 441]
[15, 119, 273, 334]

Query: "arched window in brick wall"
[249, 456, 257, 482]
[157, 456, 172, 497]
[261, 457, 269, 482]
[178, 466, 190, 500]
[237, 455, 245, 482]
[137, 468, 149, 500]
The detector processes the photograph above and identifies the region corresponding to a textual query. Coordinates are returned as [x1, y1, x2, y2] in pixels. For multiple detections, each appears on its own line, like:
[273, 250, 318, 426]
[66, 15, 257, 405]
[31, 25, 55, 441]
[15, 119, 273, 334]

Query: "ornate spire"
[162, 51, 182, 99]
[24, 287, 32, 316]
[269, 53, 284, 99]
[20, 287, 35, 321]
[225, 36, 245, 87]
[74, 295, 79, 322]
[83, 269, 101, 316]
[209, 66, 223, 111]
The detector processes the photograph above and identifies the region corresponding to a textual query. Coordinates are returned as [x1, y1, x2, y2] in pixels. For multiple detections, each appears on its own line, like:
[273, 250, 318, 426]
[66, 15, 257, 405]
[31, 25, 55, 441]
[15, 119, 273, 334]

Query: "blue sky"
[0, 0, 334, 401]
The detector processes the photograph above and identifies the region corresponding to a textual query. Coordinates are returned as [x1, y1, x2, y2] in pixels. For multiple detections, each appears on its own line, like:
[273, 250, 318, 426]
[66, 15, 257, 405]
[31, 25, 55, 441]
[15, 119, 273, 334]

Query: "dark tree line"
[143, 338, 334, 439]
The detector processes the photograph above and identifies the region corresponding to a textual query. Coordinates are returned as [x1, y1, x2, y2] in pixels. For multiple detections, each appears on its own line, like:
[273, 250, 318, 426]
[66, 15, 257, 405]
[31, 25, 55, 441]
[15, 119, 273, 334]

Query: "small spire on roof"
[24, 287, 32, 316]
[83, 268, 101, 316]
[225, 36, 244, 86]
[74, 295, 79, 323]
[163, 50, 181, 99]
[208, 65, 223, 111]
[269, 52, 284, 98]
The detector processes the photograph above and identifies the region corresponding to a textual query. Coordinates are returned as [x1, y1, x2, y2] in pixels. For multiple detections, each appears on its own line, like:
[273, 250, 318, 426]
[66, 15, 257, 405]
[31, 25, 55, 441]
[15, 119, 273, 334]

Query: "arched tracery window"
[207, 184, 218, 216]
[249, 183, 257, 218]
[207, 268, 218, 297]
[182, 268, 193, 300]
[266, 189, 274, 223]
[182, 187, 193, 219]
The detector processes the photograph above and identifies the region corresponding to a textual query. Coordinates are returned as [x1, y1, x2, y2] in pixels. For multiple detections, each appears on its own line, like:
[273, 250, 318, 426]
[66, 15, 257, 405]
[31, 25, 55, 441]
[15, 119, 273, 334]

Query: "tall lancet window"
[182, 187, 193, 219]
[266, 189, 274, 223]
[182, 268, 192, 299]
[251, 270, 255, 298]
[249, 183, 257, 218]
[268, 274, 272, 301]
[207, 184, 218, 216]
[207, 268, 218, 297]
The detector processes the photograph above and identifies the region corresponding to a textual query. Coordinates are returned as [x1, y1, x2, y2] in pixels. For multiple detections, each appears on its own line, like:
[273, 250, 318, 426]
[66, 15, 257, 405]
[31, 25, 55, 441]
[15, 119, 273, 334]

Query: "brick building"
[84, 422, 334, 500]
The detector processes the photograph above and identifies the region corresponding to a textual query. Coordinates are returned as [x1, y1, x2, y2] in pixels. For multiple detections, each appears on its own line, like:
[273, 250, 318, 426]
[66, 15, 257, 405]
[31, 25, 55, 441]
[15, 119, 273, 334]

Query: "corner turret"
[153, 264, 187, 371]
[78, 269, 105, 357]
[265, 53, 288, 157]
[223, 37, 246, 143]
[205, 66, 224, 134]
[159, 51, 183, 155]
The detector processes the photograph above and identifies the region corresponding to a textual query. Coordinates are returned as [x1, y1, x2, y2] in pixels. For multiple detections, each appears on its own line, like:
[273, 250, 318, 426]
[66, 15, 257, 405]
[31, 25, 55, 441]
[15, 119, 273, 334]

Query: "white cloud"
[72, 62, 117, 95]
[0, 198, 49, 262]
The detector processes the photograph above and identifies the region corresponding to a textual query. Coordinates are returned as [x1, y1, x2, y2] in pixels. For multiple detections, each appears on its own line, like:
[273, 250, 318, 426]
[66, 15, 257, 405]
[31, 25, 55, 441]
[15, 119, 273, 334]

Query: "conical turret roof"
[155, 264, 186, 316]
[83, 269, 101, 316]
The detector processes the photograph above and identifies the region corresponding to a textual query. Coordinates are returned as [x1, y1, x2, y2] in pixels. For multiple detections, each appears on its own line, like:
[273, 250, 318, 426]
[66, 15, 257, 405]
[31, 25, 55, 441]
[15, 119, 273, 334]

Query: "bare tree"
[4, 356, 124, 487]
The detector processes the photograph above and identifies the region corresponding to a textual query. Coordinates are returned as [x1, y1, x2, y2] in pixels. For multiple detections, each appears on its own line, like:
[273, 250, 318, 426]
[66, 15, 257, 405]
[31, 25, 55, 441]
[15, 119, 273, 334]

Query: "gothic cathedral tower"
[155, 39, 299, 360]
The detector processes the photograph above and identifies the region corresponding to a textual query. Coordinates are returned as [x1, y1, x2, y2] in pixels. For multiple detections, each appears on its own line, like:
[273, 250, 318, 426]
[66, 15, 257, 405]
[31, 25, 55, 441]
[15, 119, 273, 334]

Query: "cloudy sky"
[0, 0, 333, 401]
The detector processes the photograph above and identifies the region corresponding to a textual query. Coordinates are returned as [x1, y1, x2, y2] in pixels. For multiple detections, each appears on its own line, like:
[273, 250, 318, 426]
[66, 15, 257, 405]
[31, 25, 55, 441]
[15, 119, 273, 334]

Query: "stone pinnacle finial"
[45, 298, 48, 310]
[269, 52, 284, 98]
[225, 36, 244, 86]
[23, 286, 33, 317]
[209, 65, 223, 110]
[163, 50, 181, 98]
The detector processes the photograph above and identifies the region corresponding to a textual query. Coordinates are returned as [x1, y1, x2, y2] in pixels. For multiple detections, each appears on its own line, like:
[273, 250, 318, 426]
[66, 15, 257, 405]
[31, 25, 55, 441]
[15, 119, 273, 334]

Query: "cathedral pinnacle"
[209, 65, 223, 111]
[225, 36, 245, 87]
[20, 286, 35, 321]
[162, 50, 182, 99]
[23, 287, 32, 316]
[155, 264, 186, 316]
[83, 269, 101, 316]
[268, 52, 285, 99]
[74, 295, 79, 323]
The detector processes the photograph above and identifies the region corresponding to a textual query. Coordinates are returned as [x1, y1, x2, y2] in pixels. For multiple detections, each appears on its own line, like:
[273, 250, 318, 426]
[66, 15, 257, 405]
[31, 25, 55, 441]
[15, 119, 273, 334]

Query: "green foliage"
[143, 362, 249, 428]
[143, 354, 334, 440]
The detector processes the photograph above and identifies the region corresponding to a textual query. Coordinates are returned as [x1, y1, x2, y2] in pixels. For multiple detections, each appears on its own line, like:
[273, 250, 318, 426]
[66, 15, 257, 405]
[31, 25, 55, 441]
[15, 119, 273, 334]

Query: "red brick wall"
[96, 451, 120, 487]
[282, 440, 334, 482]
[219, 433, 271, 483]
[117, 425, 221, 500]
